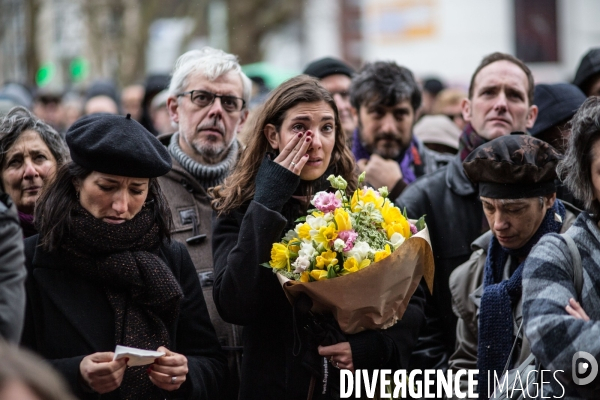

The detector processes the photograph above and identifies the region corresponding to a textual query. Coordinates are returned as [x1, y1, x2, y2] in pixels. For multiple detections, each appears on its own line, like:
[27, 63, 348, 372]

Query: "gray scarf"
[168, 132, 239, 190]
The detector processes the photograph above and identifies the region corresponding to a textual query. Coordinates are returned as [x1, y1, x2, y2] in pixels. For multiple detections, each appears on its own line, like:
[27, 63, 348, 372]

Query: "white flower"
[389, 232, 406, 249]
[298, 242, 317, 259]
[306, 215, 327, 230]
[283, 229, 297, 242]
[292, 256, 311, 273]
[346, 241, 372, 261]
[333, 239, 346, 252]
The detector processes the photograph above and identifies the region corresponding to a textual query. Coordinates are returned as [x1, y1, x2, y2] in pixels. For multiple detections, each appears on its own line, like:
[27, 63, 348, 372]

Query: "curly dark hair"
[350, 61, 421, 112]
[556, 97, 600, 220]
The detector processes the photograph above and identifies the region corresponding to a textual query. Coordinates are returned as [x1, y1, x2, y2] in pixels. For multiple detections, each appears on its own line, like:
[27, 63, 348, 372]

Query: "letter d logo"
[572, 351, 598, 385]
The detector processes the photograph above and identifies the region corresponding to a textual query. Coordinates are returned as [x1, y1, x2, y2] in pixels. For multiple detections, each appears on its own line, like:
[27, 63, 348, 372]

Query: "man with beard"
[159, 47, 251, 400]
[397, 52, 538, 372]
[350, 61, 452, 201]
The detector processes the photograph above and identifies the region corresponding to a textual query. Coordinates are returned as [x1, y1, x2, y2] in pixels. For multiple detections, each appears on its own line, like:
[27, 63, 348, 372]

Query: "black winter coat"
[21, 236, 227, 400]
[212, 196, 427, 400]
[396, 154, 485, 371]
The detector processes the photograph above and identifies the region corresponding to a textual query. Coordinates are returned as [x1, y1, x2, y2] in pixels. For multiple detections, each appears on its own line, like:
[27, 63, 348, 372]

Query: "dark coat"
[158, 155, 242, 400]
[158, 154, 243, 400]
[21, 235, 227, 400]
[212, 199, 427, 400]
[0, 192, 25, 343]
[396, 154, 486, 370]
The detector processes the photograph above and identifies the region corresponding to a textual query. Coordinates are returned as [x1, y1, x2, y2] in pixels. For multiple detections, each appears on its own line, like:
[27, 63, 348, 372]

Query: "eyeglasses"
[177, 90, 245, 112]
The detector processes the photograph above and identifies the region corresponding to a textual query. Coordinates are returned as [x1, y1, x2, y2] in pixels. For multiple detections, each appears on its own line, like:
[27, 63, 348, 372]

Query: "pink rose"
[312, 192, 341, 213]
[338, 230, 358, 252]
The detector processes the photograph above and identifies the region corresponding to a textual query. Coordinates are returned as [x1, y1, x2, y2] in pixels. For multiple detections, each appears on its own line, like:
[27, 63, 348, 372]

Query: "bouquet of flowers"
[263, 172, 434, 334]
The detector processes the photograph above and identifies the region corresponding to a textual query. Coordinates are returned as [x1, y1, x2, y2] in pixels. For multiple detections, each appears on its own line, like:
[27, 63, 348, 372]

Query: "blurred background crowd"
[1, 0, 599, 137]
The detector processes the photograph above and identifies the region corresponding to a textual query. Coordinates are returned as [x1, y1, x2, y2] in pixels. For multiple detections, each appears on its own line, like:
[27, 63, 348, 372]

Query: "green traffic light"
[36, 63, 55, 87]
[70, 57, 88, 82]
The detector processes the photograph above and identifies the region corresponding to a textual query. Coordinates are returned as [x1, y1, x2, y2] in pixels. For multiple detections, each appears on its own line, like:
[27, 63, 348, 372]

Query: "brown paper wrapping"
[276, 224, 434, 334]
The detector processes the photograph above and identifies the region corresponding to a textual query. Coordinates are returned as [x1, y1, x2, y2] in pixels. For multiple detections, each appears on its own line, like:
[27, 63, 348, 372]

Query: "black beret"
[303, 57, 354, 80]
[463, 134, 561, 199]
[66, 113, 171, 178]
[530, 83, 586, 136]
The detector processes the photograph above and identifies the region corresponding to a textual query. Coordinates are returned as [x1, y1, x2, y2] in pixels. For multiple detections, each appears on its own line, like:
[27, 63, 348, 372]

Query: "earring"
[76, 191, 80, 200]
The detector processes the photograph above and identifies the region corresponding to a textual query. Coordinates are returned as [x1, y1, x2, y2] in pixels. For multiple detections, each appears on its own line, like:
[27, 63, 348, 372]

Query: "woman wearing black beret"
[21, 113, 226, 399]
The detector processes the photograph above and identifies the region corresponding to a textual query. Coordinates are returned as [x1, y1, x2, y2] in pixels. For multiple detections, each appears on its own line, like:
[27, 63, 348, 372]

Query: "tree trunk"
[226, 0, 301, 64]
[24, 0, 40, 86]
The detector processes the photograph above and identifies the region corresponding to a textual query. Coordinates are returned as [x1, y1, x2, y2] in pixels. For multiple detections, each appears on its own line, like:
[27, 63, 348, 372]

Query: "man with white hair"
[158, 47, 251, 400]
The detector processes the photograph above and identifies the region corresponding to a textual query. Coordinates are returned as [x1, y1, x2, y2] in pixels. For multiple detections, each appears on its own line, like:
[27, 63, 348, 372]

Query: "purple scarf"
[18, 211, 36, 238]
[458, 123, 487, 161]
[351, 128, 418, 184]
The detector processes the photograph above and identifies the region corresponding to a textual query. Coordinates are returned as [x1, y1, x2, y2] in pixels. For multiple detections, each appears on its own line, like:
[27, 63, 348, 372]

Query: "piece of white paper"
[113, 345, 165, 367]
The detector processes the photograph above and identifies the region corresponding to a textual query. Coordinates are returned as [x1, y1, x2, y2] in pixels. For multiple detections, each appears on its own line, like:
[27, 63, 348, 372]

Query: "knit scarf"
[458, 123, 487, 161]
[351, 128, 420, 184]
[169, 132, 239, 190]
[477, 200, 565, 398]
[61, 204, 184, 400]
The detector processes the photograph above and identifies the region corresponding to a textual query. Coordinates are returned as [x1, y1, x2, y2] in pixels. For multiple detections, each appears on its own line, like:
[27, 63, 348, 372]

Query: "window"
[514, 0, 558, 62]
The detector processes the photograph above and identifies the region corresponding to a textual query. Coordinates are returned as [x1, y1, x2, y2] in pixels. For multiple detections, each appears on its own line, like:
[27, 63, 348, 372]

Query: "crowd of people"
[1, 45, 600, 400]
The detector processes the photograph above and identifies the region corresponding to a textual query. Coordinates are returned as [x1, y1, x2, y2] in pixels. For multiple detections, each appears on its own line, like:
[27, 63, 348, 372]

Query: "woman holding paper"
[211, 75, 426, 399]
[21, 114, 226, 399]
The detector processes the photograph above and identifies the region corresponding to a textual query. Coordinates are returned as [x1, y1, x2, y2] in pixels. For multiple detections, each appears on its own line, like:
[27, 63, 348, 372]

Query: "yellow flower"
[288, 242, 300, 254]
[334, 208, 352, 232]
[381, 201, 410, 239]
[351, 187, 384, 212]
[385, 221, 411, 240]
[315, 250, 339, 269]
[300, 271, 310, 282]
[342, 257, 371, 274]
[343, 257, 360, 273]
[374, 244, 392, 263]
[381, 200, 401, 224]
[297, 223, 312, 240]
[314, 224, 338, 248]
[269, 243, 289, 270]
[312, 211, 325, 218]
[310, 269, 329, 281]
